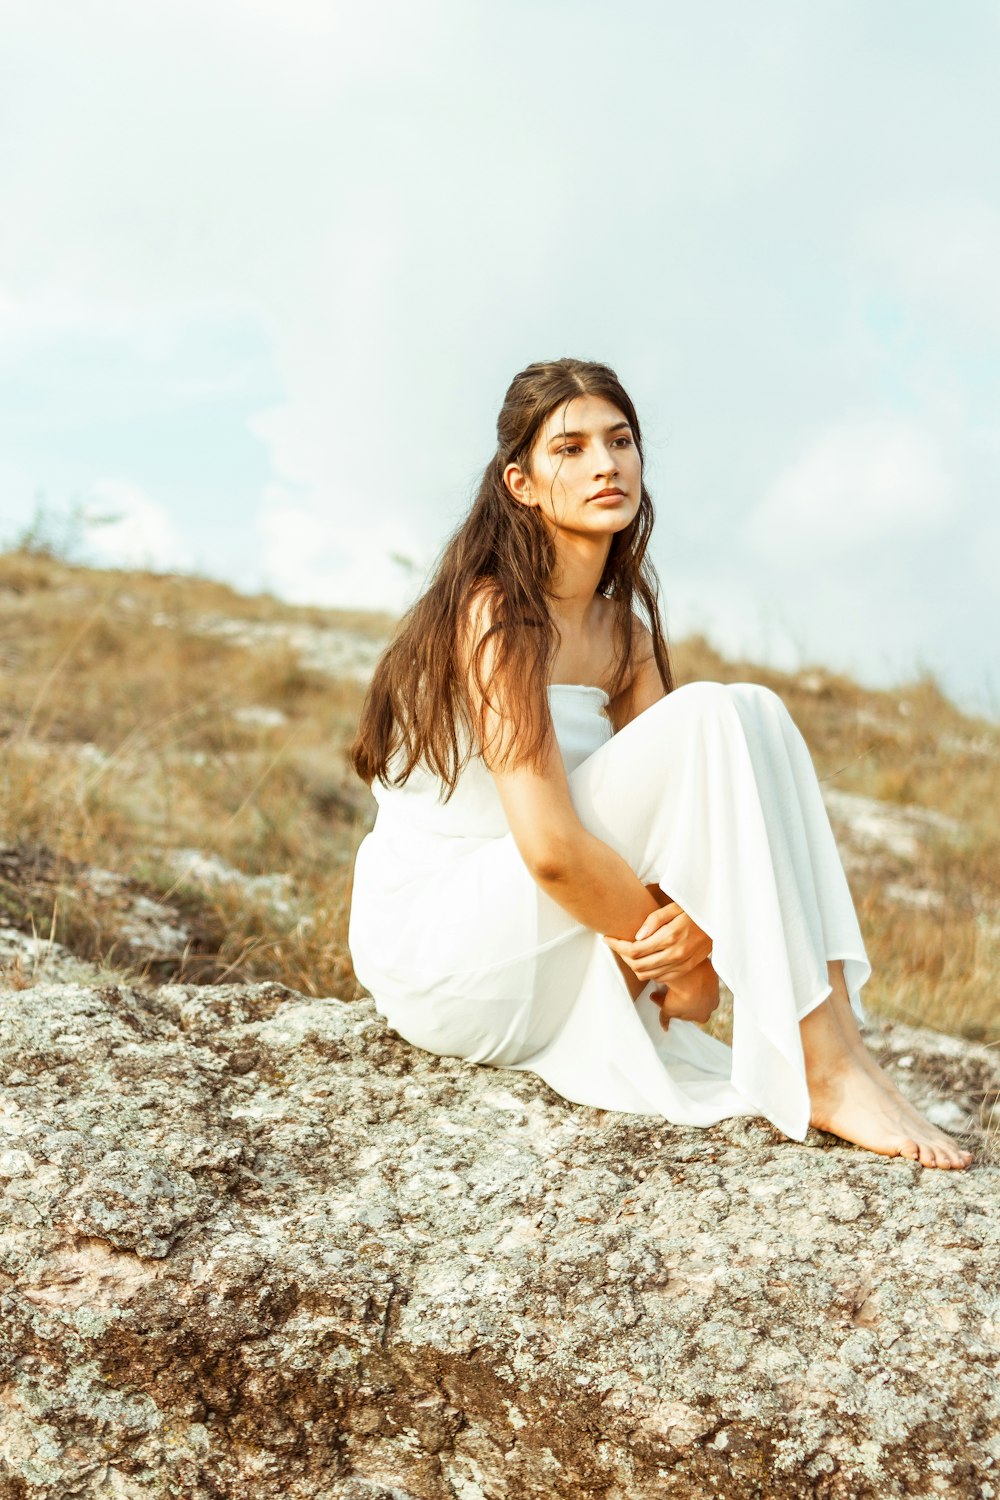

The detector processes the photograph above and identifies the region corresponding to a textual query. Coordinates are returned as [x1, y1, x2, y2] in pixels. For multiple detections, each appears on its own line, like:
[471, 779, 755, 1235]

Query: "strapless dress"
[348, 681, 870, 1140]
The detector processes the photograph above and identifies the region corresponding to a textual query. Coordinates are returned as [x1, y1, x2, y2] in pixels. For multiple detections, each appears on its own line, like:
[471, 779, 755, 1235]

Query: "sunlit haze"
[2, 0, 998, 712]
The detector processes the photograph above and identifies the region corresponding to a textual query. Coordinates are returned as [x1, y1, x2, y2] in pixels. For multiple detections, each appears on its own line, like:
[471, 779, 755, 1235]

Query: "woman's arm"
[460, 593, 700, 967]
[502, 756, 713, 1003]
[500, 752, 718, 1002]
[457, 589, 657, 933]
[457, 591, 713, 1022]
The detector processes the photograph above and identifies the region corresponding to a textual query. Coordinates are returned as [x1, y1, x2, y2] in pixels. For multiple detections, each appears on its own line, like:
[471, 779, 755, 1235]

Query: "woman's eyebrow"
[546, 421, 632, 447]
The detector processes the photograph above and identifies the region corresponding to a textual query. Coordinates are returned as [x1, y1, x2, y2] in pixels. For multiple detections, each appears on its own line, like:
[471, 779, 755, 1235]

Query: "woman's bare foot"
[801, 996, 973, 1169]
[807, 1058, 972, 1168]
[822, 964, 975, 1161]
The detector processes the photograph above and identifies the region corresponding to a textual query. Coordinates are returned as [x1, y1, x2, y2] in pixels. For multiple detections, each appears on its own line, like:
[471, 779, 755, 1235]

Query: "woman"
[349, 357, 972, 1170]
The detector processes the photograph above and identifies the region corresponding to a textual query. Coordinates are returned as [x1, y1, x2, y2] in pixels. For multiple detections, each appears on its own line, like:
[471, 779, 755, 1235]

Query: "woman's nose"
[593, 445, 618, 476]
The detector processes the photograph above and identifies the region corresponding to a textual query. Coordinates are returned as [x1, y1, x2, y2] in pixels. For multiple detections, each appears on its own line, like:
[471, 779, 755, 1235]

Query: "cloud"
[82, 480, 196, 572]
[746, 417, 957, 564]
[256, 483, 434, 612]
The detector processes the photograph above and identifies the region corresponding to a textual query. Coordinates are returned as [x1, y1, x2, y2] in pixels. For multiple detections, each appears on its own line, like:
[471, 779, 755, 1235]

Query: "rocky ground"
[0, 969, 997, 1499]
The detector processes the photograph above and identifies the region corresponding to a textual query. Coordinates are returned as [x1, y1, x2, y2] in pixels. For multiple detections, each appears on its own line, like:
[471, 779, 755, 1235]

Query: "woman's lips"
[590, 489, 626, 503]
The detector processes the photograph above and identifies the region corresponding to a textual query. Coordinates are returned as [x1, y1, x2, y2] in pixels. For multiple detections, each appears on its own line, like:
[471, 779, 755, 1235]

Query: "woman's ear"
[503, 461, 536, 508]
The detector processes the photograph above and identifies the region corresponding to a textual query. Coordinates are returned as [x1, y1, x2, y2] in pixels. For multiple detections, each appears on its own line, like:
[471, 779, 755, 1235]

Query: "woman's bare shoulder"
[606, 611, 665, 729]
[607, 606, 655, 687]
[457, 578, 501, 660]
[628, 608, 656, 656]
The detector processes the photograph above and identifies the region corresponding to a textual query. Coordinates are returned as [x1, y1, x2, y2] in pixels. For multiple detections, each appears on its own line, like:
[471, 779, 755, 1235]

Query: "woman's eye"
[555, 437, 630, 455]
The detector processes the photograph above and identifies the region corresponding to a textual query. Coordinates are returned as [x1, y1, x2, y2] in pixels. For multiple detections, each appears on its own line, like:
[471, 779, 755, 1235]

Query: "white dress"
[348, 681, 871, 1142]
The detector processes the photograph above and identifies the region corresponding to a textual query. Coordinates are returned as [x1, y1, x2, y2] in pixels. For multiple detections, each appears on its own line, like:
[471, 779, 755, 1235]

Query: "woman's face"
[505, 393, 643, 538]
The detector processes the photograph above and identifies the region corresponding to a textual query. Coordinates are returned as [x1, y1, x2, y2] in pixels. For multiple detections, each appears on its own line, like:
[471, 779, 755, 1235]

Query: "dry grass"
[0, 550, 373, 999]
[1, 553, 997, 1048]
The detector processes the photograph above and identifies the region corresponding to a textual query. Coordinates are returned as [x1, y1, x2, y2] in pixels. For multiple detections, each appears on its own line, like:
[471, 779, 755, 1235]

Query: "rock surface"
[0, 977, 997, 1499]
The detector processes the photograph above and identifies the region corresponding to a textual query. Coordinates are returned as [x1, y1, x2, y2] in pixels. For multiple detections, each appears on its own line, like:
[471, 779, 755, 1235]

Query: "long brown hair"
[350, 356, 673, 796]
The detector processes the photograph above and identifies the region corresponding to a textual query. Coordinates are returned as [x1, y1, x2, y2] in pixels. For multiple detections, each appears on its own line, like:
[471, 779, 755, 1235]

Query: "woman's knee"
[728, 681, 792, 718]
[649, 680, 798, 747]
[727, 682, 807, 748]
[666, 680, 739, 726]
[669, 680, 733, 712]
[669, 680, 797, 738]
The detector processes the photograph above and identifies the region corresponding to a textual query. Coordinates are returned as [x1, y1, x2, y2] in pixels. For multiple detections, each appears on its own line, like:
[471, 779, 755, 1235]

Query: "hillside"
[0, 548, 997, 1048]
[2, 548, 998, 1495]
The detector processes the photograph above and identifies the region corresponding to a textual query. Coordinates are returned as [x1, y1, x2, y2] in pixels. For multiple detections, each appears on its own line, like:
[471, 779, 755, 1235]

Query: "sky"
[1, 0, 998, 715]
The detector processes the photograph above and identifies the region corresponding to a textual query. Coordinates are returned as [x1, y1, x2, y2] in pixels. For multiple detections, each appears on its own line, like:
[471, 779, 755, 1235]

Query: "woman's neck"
[548, 533, 612, 633]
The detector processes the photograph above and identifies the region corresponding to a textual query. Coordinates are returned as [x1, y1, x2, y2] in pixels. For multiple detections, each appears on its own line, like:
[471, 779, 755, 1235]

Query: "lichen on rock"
[0, 977, 997, 1498]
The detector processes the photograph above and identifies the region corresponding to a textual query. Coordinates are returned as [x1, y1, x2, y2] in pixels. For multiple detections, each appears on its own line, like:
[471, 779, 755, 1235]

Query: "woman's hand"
[649, 958, 720, 1030]
[604, 899, 720, 1031]
[603, 899, 712, 987]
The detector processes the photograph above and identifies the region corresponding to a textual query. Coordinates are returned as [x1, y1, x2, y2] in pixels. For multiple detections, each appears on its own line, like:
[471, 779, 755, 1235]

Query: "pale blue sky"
[2, 0, 998, 713]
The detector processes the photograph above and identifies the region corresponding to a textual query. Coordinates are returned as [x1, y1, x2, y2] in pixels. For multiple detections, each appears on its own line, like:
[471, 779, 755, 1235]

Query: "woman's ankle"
[800, 996, 858, 1085]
